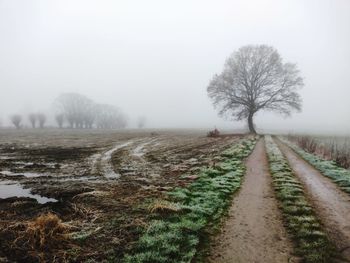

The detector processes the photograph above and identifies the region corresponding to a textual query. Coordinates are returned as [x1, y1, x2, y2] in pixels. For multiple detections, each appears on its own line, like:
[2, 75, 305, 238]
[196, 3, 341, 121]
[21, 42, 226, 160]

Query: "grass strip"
[265, 136, 335, 263]
[122, 137, 257, 263]
[280, 137, 350, 195]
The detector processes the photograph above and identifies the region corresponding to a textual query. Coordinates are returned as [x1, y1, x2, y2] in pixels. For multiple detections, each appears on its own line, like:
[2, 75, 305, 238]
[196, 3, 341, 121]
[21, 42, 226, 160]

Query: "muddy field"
[2, 130, 350, 263]
[0, 129, 240, 262]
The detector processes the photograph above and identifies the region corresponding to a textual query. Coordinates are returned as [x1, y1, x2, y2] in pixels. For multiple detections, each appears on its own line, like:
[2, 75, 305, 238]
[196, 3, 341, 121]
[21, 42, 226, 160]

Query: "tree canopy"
[207, 45, 303, 134]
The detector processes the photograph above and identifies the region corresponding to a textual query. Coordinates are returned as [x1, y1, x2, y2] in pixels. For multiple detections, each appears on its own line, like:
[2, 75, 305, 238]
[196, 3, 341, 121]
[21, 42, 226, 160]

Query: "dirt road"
[209, 139, 294, 263]
[276, 139, 350, 260]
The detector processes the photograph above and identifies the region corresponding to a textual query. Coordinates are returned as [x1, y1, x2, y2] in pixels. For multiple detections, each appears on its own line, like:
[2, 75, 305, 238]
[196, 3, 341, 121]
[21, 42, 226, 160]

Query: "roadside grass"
[121, 137, 257, 263]
[281, 137, 350, 195]
[286, 135, 350, 169]
[265, 136, 335, 263]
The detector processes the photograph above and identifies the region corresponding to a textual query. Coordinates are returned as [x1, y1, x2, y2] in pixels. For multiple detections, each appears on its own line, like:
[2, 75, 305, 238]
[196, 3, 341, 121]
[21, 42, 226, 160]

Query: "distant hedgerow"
[281, 137, 350, 196]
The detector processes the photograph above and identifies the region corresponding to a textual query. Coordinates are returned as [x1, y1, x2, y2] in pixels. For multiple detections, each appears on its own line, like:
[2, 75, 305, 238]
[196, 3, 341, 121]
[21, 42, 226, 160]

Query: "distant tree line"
[28, 113, 47, 128]
[8, 93, 128, 129]
[8, 113, 47, 129]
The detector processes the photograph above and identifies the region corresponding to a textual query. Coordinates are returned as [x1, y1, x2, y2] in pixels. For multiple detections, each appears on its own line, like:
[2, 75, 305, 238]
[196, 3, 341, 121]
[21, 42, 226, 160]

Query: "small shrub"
[207, 128, 220, 137]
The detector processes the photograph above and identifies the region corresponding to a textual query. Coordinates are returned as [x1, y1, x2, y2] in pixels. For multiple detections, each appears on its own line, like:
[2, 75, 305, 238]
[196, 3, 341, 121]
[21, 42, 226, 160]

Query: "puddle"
[13, 161, 34, 166]
[0, 170, 47, 178]
[0, 156, 15, 160]
[54, 176, 102, 182]
[12, 161, 57, 169]
[0, 180, 57, 204]
[45, 162, 58, 168]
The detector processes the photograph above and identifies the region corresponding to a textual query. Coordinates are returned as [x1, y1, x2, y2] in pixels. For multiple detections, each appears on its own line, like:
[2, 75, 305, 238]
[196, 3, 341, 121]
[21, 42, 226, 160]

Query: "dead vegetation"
[1, 213, 72, 262]
[148, 199, 182, 214]
[0, 130, 239, 262]
[288, 135, 350, 169]
[22, 213, 69, 249]
[207, 128, 220, 137]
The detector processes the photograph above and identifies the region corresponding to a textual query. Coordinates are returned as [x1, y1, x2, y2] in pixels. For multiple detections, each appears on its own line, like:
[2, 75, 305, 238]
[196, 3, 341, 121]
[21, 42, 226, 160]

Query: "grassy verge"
[281, 137, 350, 195]
[265, 136, 335, 263]
[122, 137, 257, 263]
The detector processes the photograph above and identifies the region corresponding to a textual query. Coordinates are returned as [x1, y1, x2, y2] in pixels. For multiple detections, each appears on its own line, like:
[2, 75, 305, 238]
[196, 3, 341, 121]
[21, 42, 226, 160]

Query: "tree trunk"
[248, 113, 257, 134]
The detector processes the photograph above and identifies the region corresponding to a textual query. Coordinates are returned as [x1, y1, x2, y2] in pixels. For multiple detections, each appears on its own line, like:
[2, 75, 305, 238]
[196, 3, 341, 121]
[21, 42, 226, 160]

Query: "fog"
[0, 0, 349, 134]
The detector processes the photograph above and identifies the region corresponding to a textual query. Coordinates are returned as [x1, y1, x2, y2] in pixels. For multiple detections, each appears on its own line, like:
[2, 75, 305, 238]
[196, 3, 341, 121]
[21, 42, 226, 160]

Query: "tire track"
[276, 138, 350, 261]
[90, 137, 161, 179]
[209, 139, 294, 263]
[90, 140, 135, 179]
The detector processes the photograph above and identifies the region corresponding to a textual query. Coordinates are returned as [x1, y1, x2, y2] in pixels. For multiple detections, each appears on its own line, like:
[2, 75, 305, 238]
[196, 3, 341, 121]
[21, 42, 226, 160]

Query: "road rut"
[208, 139, 294, 263]
[276, 139, 350, 260]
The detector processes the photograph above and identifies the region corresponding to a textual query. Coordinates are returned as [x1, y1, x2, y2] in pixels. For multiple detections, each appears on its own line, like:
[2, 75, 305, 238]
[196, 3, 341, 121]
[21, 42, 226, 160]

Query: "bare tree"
[115, 112, 128, 129]
[55, 93, 128, 129]
[207, 45, 303, 134]
[55, 113, 64, 128]
[55, 93, 94, 128]
[95, 104, 128, 129]
[10, 114, 22, 129]
[28, 113, 37, 128]
[137, 116, 146, 129]
[83, 104, 96, 129]
[37, 113, 46, 128]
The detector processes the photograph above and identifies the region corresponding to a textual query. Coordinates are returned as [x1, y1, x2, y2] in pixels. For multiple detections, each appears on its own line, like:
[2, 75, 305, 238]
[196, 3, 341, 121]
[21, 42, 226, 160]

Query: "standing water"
[0, 180, 57, 204]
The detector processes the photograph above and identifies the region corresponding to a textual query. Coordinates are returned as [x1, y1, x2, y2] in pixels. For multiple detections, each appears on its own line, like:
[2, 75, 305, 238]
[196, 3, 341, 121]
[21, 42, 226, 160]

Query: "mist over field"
[0, 0, 349, 134]
[2, 2, 350, 262]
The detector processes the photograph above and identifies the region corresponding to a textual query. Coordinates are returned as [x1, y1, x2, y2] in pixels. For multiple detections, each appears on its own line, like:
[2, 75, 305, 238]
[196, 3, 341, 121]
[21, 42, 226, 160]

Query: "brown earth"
[208, 139, 296, 263]
[0, 129, 241, 262]
[276, 138, 350, 261]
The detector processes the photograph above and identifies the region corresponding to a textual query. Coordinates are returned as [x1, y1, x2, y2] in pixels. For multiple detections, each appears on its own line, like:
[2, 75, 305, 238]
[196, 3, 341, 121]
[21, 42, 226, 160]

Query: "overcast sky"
[0, 0, 349, 133]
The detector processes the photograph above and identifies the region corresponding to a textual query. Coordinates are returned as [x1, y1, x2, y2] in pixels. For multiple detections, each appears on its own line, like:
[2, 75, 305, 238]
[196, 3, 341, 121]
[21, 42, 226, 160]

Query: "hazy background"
[0, 0, 349, 134]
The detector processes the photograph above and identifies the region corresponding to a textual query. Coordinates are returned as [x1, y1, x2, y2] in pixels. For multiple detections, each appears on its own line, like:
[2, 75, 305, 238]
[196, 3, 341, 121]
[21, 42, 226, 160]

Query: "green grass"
[281, 137, 350, 195]
[265, 136, 335, 263]
[122, 137, 257, 263]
